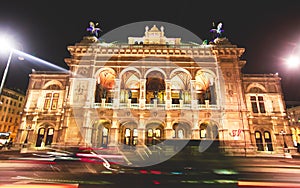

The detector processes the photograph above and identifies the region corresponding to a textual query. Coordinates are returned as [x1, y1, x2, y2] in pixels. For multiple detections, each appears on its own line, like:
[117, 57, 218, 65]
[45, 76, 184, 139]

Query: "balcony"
[92, 102, 219, 110]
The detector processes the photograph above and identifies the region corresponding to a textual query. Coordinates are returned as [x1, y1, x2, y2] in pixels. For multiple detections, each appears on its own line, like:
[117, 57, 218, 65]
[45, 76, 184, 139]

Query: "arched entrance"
[255, 130, 273, 151]
[145, 122, 164, 146]
[195, 70, 216, 105]
[170, 70, 191, 104]
[91, 120, 111, 148]
[120, 70, 140, 103]
[36, 125, 54, 147]
[146, 71, 165, 104]
[199, 122, 219, 139]
[95, 69, 116, 103]
[172, 122, 191, 139]
[120, 122, 138, 148]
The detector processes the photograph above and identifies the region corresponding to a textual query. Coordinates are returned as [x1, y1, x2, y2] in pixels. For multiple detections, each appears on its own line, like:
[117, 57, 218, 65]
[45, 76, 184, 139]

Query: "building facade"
[0, 88, 25, 141]
[16, 24, 295, 156]
[287, 106, 300, 152]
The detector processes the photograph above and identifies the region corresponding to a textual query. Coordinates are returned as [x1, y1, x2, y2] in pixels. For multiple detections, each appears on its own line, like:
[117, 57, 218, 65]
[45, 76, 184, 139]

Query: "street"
[1, 145, 300, 188]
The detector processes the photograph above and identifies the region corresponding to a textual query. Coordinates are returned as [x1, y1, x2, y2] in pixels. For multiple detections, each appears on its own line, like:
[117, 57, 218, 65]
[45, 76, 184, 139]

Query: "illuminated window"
[155, 129, 161, 138]
[178, 129, 184, 139]
[44, 93, 52, 110]
[148, 129, 153, 137]
[125, 128, 131, 137]
[103, 127, 108, 136]
[51, 93, 59, 110]
[200, 129, 206, 138]
[133, 128, 138, 146]
[264, 132, 270, 139]
[255, 132, 261, 138]
[44, 93, 59, 110]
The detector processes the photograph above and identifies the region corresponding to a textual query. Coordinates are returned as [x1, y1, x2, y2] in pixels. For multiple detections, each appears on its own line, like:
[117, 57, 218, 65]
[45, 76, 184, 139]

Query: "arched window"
[178, 129, 184, 139]
[124, 128, 131, 145]
[36, 127, 54, 147]
[45, 128, 54, 146]
[102, 127, 109, 147]
[264, 131, 273, 151]
[173, 122, 190, 139]
[146, 128, 162, 145]
[155, 129, 161, 138]
[255, 131, 263, 151]
[199, 123, 218, 139]
[132, 128, 138, 146]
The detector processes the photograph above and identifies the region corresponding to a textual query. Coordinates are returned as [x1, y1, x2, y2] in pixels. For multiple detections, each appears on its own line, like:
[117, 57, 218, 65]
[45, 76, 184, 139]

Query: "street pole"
[0, 49, 13, 96]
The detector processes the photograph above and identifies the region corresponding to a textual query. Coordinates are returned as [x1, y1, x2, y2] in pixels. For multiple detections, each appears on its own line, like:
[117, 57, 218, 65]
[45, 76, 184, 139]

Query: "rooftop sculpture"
[86, 21, 102, 38]
[210, 22, 224, 40]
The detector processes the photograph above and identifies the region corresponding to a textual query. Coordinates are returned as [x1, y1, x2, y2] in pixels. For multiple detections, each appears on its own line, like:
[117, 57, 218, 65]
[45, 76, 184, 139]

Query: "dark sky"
[0, 0, 299, 101]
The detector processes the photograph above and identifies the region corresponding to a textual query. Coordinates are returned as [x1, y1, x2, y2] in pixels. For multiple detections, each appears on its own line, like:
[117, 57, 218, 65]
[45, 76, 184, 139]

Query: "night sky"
[0, 0, 299, 102]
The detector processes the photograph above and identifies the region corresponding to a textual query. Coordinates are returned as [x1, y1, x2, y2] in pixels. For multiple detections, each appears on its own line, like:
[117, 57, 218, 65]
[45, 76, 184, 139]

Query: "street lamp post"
[279, 130, 291, 159]
[23, 125, 31, 148]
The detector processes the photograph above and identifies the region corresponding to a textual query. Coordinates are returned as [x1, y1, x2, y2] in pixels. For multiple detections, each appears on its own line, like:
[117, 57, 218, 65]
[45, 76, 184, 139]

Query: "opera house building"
[15, 23, 296, 158]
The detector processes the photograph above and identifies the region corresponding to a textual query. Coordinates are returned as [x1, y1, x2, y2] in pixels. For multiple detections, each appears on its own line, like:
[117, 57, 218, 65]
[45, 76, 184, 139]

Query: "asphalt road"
[1, 146, 300, 188]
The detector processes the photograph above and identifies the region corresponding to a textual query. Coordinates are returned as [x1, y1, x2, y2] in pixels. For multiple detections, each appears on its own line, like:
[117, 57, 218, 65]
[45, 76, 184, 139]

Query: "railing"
[93, 102, 219, 110]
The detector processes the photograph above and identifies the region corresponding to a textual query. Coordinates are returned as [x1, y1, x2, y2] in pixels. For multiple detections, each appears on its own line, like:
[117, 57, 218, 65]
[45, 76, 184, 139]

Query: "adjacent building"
[0, 88, 25, 141]
[15, 24, 295, 156]
[287, 106, 300, 152]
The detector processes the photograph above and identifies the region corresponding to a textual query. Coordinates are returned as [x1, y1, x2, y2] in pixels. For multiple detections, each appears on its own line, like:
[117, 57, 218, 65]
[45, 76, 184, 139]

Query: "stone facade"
[15, 25, 294, 156]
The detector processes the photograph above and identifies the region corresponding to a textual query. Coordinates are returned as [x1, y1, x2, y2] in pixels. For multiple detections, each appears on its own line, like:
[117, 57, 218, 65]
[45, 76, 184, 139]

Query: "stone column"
[179, 99, 183, 108]
[108, 111, 119, 148]
[113, 79, 120, 108]
[190, 80, 198, 109]
[165, 80, 172, 110]
[82, 110, 92, 146]
[138, 113, 146, 145]
[164, 113, 173, 139]
[139, 79, 146, 109]
[127, 99, 132, 108]
[101, 98, 106, 108]
[192, 113, 200, 139]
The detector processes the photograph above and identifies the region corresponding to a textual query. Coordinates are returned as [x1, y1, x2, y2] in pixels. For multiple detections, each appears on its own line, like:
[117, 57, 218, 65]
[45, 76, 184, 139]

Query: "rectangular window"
[44, 99, 51, 110]
[251, 96, 266, 113]
[258, 96, 266, 113]
[44, 93, 60, 110]
[51, 99, 58, 109]
[51, 93, 59, 110]
[251, 96, 258, 113]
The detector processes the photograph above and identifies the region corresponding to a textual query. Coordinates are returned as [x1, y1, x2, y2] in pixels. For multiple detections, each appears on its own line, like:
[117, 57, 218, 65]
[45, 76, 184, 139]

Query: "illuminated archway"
[145, 71, 165, 104]
[120, 70, 141, 103]
[91, 120, 111, 148]
[95, 68, 116, 103]
[195, 70, 216, 105]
